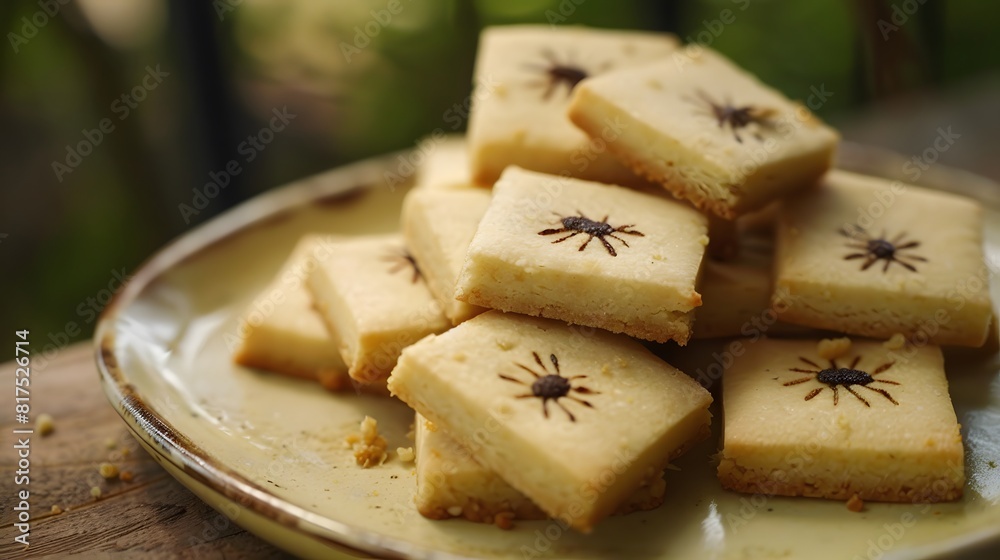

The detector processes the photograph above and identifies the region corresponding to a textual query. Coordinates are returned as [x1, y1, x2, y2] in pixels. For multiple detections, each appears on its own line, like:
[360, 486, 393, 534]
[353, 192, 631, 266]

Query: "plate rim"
[93, 145, 1000, 560]
[93, 153, 465, 560]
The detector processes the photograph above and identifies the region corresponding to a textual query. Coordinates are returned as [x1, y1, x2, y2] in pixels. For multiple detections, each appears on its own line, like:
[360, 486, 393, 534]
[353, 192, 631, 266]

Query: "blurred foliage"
[1, 0, 998, 346]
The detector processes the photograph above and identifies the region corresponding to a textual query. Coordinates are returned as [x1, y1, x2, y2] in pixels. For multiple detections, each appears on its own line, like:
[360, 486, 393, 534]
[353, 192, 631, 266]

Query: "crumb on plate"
[397, 446, 415, 463]
[846, 494, 864, 512]
[345, 416, 388, 468]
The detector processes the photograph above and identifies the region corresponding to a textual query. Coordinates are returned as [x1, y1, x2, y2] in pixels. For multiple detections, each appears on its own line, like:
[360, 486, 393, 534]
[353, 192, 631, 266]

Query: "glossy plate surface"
[96, 147, 1000, 559]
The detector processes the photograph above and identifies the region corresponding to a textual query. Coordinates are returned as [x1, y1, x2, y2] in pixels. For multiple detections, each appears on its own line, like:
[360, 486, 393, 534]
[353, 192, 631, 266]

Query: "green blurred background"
[1, 0, 998, 350]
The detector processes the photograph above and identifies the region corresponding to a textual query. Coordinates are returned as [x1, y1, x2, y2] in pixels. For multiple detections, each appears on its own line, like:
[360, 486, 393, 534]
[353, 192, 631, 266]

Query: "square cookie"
[468, 25, 678, 187]
[388, 311, 712, 532]
[719, 338, 964, 502]
[232, 236, 351, 391]
[774, 170, 993, 347]
[568, 47, 839, 218]
[402, 188, 491, 325]
[455, 167, 708, 344]
[307, 234, 451, 386]
[414, 413, 667, 524]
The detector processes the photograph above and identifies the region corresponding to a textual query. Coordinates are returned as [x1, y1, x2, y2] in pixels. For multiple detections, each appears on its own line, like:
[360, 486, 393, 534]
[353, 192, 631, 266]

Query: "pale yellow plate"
[96, 146, 1000, 559]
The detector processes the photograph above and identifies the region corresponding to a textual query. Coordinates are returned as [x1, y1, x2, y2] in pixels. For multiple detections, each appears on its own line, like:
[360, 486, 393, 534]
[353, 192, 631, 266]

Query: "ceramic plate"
[96, 145, 1000, 559]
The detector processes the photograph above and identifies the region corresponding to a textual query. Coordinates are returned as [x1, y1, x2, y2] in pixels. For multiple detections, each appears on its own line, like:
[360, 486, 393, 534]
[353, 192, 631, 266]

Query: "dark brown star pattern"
[689, 90, 777, 143]
[782, 355, 900, 407]
[538, 211, 644, 257]
[839, 225, 927, 273]
[499, 351, 599, 422]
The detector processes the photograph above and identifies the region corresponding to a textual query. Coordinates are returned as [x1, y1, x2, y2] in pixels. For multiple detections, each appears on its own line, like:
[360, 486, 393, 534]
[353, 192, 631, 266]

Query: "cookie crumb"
[99, 463, 119, 480]
[817, 337, 851, 360]
[396, 446, 415, 463]
[90, 486, 102, 499]
[345, 416, 388, 468]
[883, 333, 907, 350]
[120, 470, 134, 482]
[846, 494, 864, 512]
[50, 505, 62, 514]
[36, 413, 55, 436]
[446, 505, 463, 517]
[104, 438, 117, 450]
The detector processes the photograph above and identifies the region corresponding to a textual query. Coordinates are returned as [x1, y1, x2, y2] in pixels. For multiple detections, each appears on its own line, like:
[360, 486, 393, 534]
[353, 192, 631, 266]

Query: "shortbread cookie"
[568, 47, 839, 218]
[402, 188, 490, 325]
[774, 170, 993, 347]
[718, 338, 964, 503]
[307, 234, 450, 386]
[455, 167, 708, 344]
[233, 236, 351, 390]
[388, 311, 712, 532]
[414, 413, 667, 523]
[468, 25, 678, 186]
[415, 413, 547, 522]
[413, 134, 475, 191]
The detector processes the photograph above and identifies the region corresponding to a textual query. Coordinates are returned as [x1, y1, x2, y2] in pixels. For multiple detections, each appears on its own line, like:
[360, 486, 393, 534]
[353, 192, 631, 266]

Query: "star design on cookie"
[498, 351, 599, 421]
[782, 355, 900, 407]
[840, 226, 927, 273]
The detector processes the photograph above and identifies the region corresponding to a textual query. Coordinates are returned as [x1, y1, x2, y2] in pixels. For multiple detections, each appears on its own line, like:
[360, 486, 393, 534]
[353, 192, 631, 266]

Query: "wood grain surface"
[0, 343, 295, 559]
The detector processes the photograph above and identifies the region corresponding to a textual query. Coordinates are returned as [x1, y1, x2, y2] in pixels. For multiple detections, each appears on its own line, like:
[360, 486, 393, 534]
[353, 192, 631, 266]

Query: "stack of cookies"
[232, 25, 995, 532]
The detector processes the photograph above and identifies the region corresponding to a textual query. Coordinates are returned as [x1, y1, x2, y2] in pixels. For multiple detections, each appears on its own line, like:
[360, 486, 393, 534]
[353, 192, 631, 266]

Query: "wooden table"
[0, 343, 295, 559]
